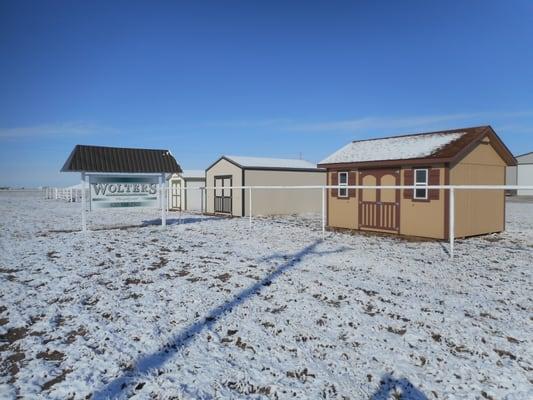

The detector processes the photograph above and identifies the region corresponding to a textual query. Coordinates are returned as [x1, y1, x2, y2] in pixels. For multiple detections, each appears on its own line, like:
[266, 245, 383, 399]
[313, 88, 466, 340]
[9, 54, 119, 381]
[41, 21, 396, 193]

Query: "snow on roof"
[320, 131, 468, 164]
[225, 155, 318, 169]
[182, 170, 205, 179]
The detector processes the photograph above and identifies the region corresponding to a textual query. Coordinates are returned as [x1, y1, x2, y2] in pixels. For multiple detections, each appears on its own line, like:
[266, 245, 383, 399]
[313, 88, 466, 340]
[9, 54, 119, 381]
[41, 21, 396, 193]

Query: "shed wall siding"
[327, 171, 358, 229]
[451, 140, 506, 237]
[517, 164, 533, 195]
[205, 159, 243, 216]
[184, 179, 205, 211]
[506, 166, 517, 186]
[399, 165, 446, 239]
[244, 170, 326, 216]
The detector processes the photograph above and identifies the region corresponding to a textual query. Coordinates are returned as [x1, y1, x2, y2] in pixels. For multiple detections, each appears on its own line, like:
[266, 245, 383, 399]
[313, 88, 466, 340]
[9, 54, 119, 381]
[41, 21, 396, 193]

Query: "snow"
[181, 170, 205, 180]
[320, 132, 467, 164]
[1, 191, 532, 399]
[225, 155, 319, 169]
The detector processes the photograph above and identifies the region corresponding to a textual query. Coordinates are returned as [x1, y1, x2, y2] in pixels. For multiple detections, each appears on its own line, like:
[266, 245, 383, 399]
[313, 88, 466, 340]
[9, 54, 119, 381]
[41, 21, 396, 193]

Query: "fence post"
[200, 188, 203, 214]
[322, 186, 326, 238]
[161, 174, 166, 227]
[449, 187, 455, 259]
[81, 173, 87, 231]
[249, 187, 252, 228]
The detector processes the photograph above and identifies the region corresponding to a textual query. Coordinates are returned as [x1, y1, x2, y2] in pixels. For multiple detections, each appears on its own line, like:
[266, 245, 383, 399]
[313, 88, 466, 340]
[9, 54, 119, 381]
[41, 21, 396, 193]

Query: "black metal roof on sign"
[61, 145, 182, 174]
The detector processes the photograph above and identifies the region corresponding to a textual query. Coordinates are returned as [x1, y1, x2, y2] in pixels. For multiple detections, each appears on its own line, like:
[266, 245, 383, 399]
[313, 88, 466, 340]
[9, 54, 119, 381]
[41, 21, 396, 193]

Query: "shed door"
[214, 176, 232, 214]
[170, 180, 181, 210]
[359, 169, 400, 232]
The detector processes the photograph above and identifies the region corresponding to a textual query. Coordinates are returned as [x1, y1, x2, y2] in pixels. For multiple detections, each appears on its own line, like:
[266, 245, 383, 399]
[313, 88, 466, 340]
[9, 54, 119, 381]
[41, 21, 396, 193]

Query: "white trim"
[338, 171, 348, 198]
[413, 168, 428, 200]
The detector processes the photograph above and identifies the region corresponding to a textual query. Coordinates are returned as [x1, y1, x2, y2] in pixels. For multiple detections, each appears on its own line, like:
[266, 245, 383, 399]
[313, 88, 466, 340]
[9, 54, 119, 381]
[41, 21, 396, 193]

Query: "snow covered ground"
[1, 191, 532, 399]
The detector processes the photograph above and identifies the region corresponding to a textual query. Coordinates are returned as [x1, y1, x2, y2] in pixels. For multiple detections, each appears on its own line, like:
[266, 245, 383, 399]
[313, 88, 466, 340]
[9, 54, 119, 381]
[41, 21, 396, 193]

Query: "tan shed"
[205, 156, 326, 217]
[318, 126, 516, 240]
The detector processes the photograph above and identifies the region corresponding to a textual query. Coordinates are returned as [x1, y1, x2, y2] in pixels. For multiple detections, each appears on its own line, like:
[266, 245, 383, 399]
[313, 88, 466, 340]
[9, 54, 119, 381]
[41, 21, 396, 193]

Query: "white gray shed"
[205, 156, 325, 217]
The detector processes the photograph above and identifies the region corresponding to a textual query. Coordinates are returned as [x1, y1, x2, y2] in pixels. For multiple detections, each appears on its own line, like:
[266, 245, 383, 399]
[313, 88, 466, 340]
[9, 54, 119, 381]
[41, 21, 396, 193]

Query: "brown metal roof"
[318, 125, 516, 168]
[61, 145, 182, 173]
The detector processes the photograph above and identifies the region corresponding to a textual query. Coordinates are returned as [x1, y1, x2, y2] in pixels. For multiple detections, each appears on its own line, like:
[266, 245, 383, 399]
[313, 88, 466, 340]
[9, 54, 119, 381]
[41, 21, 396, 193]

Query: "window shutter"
[348, 171, 356, 198]
[428, 169, 440, 200]
[404, 169, 413, 199]
[331, 172, 338, 198]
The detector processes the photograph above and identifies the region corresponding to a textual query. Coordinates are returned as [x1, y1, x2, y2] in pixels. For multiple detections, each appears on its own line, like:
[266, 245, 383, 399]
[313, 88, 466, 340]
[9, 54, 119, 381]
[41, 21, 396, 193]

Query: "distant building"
[507, 152, 533, 196]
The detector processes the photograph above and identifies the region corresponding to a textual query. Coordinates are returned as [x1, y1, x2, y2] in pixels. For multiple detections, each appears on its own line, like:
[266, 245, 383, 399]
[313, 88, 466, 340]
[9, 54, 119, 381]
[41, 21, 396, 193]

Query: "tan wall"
[399, 165, 446, 240]
[327, 170, 358, 229]
[327, 167, 447, 239]
[205, 158, 243, 216]
[451, 140, 506, 237]
[244, 170, 326, 216]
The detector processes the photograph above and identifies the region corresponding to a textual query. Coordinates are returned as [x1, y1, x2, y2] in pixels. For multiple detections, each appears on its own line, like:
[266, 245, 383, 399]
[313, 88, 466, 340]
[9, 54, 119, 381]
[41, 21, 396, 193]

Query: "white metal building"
[514, 152, 533, 196]
[205, 155, 326, 217]
[168, 170, 206, 211]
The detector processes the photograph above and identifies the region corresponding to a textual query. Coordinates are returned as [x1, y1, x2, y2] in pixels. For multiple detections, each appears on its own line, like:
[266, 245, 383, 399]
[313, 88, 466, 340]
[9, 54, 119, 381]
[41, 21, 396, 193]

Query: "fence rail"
[40, 184, 533, 259]
[168, 184, 533, 259]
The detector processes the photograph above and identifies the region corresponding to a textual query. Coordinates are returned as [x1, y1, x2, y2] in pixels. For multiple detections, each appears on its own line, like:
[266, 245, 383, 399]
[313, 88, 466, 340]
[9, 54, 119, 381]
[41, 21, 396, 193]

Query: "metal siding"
[62, 145, 182, 173]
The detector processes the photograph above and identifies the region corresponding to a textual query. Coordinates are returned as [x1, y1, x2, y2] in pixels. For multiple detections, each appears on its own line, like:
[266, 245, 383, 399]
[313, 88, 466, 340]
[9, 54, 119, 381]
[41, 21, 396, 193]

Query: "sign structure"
[89, 175, 160, 209]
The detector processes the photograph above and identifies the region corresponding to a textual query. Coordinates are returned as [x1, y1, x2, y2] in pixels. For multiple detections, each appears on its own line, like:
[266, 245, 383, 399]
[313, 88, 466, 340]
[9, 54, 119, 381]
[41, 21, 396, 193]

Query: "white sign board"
[89, 175, 160, 209]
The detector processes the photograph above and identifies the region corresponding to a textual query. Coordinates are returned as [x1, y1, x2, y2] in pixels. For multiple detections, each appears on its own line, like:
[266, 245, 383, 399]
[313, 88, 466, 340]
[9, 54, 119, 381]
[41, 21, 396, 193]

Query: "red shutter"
[331, 172, 338, 198]
[404, 169, 413, 199]
[348, 171, 356, 198]
[428, 169, 440, 200]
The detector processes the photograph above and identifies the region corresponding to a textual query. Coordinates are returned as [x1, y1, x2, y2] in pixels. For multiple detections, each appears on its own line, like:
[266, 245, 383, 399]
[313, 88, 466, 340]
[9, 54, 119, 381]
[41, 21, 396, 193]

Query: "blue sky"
[1, 1, 532, 187]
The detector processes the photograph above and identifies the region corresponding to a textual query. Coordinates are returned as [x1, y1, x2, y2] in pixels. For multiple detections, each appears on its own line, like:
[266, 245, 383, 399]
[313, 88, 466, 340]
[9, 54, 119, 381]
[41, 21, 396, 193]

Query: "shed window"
[338, 172, 348, 198]
[414, 169, 428, 200]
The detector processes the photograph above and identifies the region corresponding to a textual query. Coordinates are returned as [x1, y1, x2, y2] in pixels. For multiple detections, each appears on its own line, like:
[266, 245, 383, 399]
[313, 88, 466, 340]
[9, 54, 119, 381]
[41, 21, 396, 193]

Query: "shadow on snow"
[141, 216, 224, 226]
[370, 373, 428, 400]
[92, 239, 348, 399]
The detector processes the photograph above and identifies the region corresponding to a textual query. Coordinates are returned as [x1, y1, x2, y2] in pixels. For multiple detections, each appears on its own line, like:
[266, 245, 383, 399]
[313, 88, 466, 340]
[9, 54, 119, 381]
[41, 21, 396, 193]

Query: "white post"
[161, 174, 166, 227]
[248, 187, 252, 228]
[201, 188, 204, 214]
[449, 187, 455, 259]
[322, 186, 326, 238]
[81, 173, 87, 232]
[179, 184, 183, 224]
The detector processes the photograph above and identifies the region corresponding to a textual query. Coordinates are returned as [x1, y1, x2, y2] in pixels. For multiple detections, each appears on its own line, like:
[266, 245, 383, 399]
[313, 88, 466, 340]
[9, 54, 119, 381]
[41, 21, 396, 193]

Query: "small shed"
[205, 156, 326, 217]
[168, 170, 206, 211]
[318, 126, 516, 239]
[507, 152, 533, 196]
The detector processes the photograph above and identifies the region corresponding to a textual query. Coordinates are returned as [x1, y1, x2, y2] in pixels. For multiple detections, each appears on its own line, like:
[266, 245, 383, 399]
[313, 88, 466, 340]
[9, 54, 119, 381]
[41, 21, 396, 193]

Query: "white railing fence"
[43, 187, 85, 202]
[166, 184, 533, 259]
[41, 184, 533, 259]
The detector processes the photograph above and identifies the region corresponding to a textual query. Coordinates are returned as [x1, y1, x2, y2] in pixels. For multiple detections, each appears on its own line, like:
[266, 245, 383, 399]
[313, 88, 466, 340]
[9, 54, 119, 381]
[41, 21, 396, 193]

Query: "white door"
[170, 180, 182, 210]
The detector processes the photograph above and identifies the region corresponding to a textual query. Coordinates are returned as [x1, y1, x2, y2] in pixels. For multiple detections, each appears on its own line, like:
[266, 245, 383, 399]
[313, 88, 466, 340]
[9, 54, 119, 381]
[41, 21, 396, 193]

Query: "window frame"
[338, 171, 348, 198]
[413, 168, 428, 200]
